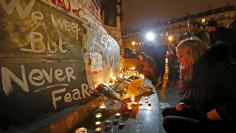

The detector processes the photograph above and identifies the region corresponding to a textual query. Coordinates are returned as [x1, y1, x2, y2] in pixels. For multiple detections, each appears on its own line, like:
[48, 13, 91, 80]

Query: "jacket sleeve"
[215, 66, 236, 120]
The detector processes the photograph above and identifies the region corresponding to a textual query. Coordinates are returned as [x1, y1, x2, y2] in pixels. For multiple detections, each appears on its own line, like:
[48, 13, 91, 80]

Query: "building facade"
[122, 4, 236, 50]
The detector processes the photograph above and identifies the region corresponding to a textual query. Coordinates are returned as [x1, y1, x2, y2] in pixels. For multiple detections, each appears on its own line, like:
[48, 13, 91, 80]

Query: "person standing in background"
[184, 18, 210, 47]
[205, 19, 219, 47]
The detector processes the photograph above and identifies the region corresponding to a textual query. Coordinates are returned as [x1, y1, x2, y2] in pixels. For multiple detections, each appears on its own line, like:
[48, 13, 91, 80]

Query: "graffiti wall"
[0, 0, 120, 126]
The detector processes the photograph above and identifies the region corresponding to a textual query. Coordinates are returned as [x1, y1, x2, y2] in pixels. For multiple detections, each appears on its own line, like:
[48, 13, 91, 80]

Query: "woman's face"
[176, 49, 192, 69]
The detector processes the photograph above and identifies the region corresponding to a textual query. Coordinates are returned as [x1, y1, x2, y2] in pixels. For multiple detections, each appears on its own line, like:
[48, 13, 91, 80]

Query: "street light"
[168, 36, 173, 42]
[145, 32, 155, 41]
[168, 35, 173, 45]
[131, 41, 136, 46]
[201, 18, 206, 24]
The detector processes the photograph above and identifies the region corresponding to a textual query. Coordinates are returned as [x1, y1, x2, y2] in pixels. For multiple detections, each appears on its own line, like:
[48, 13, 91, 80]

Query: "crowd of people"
[135, 18, 236, 132]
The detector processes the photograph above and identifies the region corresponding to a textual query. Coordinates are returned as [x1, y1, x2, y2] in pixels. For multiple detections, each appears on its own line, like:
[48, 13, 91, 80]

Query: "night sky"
[122, 0, 236, 30]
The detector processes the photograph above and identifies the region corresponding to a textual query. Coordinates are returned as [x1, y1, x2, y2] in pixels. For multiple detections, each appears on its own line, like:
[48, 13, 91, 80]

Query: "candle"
[133, 102, 138, 106]
[131, 96, 135, 102]
[127, 103, 132, 111]
[144, 96, 148, 100]
[99, 104, 106, 110]
[139, 101, 142, 106]
[95, 121, 101, 126]
[128, 106, 132, 111]
[95, 127, 102, 133]
[105, 120, 112, 125]
[95, 113, 102, 119]
[75, 127, 87, 133]
[118, 122, 125, 129]
[119, 73, 123, 78]
[115, 113, 121, 118]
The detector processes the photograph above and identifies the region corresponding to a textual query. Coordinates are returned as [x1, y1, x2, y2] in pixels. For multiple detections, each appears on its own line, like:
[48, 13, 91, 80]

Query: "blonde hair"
[176, 37, 208, 81]
[176, 37, 208, 65]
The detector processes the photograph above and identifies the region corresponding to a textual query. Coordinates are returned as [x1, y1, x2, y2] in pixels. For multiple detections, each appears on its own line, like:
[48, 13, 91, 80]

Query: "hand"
[176, 102, 186, 111]
[206, 109, 222, 120]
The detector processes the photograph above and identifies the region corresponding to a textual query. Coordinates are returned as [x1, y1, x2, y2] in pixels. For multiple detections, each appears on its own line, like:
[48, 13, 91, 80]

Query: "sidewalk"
[156, 82, 184, 133]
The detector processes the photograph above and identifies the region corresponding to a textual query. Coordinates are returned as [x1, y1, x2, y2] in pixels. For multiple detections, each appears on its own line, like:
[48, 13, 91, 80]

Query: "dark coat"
[181, 44, 236, 121]
[137, 56, 158, 84]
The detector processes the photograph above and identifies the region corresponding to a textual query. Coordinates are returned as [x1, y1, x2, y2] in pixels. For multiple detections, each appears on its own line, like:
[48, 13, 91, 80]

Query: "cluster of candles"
[127, 96, 139, 111]
[127, 96, 151, 111]
[94, 120, 102, 132]
[75, 111, 127, 133]
[94, 103, 106, 133]
[94, 112, 124, 132]
[119, 67, 144, 79]
[77, 96, 154, 133]
[93, 103, 125, 132]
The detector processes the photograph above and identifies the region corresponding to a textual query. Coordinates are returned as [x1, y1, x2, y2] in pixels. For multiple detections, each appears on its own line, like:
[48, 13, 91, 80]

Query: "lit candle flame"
[99, 103, 106, 110]
[119, 73, 123, 78]
[130, 67, 136, 70]
[115, 113, 121, 117]
[140, 74, 144, 79]
[131, 96, 135, 102]
[95, 121, 101, 126]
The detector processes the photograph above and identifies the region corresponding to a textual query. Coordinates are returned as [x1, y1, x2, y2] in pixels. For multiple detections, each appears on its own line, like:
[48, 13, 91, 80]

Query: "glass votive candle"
[128, 106, 132, 111]
[115, 113, 121, 118]
[104, 120, 112, 127]
[105, 120, 112, 125]
[75, 127, 87, 133]
[118, 122, 125, 129]
[99, 104, 106, 110]
[94, 127, 102, 133]
[95, 113, 102, 119]
[144, 96, 148, 100]
[133, 102, 138, 106]
[95, 121, 102, 126]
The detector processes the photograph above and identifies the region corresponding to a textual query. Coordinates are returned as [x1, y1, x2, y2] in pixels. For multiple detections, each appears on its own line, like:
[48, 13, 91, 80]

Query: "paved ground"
[156, 82, 184, 133]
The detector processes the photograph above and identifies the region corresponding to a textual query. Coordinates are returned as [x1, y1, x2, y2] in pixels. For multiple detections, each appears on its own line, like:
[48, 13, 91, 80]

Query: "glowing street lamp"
[145, 32, 155, 41]
[201, 18, 206, 24]
[131, 41, 136, 46]
[168, 36, 173, 42]
[168, 35, 173, 45]
[130, 41, 137, 52]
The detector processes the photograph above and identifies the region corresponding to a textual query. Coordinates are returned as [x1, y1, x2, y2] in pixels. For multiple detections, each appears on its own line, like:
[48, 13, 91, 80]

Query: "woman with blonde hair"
[177, 37, 208, 93]
[162, 38, 236, 132]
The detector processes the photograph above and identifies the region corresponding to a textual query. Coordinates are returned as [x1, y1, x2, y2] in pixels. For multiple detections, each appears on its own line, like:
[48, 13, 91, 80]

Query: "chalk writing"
[0, 0, 93, 125]
[20, 31, 69, 54]
[1, 65, 76, 96]
[52, 83, 90, 109]
[51, 14, 83, 40]
[1, 65, 29, 96]
[0, 0, 35, 19]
